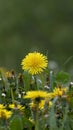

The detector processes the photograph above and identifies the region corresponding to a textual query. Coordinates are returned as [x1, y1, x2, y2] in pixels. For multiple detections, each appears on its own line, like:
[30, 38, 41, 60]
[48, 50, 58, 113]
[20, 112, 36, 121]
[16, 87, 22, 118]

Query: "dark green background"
[0, 0, 73, 72]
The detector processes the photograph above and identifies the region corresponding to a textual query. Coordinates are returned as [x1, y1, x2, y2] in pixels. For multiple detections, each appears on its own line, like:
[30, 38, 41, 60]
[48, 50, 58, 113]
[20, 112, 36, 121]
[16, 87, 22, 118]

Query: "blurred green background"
[0, 0, 73, 73]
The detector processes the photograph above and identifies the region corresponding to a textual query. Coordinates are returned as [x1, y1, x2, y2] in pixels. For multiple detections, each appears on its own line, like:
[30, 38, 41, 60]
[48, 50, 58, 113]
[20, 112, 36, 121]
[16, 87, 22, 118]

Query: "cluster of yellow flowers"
[24, 86, 67, 110]
[0, 51, 72, 130]
[0, 103, 25, 119]
[21, 51, 68, 110]
[0, 104, 12, 119]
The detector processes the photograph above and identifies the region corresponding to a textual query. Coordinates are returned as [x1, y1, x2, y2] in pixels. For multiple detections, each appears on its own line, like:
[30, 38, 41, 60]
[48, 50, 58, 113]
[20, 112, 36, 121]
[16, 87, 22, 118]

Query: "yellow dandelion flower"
[21, 52, 48, 75]
[39, 100, 52, 109]
[0, 109, 12, 119]
[9, 104, 25, 110]
[46, 92, 55, 99]
[30, 100, 52, 110]
[0, 104, 6, 109]
[53, 87, 67, 97]
[24, 90, 48, 99]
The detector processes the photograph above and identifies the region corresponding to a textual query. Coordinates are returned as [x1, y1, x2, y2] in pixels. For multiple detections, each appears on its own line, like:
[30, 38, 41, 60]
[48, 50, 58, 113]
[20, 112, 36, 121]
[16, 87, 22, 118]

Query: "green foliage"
[56, 71, 71, 84]
[0, 65, 73, 130]
[49, 105, 58, 130]
[9, 114, 33, 130]
[9, 115, 23, 130]
[22, 71, 32, 91]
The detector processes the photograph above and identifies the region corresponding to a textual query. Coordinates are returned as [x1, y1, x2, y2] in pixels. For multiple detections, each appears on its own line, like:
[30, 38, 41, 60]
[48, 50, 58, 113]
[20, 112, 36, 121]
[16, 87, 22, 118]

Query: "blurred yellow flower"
[24, 90, 48, 99]
[21, 52, 48, 75]
[0, 109, 12, 119]
[0, 104, 6, 109]
[29, 117, 35, 124]
[39, 100, 52, 109]
[9, 103, 25, 111]
[6, 71, 12, 78]
[53, 87, 67, 97]
[30, 100, 52, 110]
[46, 92, 55, 99]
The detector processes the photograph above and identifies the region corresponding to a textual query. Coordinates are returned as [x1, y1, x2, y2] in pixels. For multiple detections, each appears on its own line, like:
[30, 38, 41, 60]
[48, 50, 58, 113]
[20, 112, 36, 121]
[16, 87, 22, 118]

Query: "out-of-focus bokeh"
[0, 0, 73, 73]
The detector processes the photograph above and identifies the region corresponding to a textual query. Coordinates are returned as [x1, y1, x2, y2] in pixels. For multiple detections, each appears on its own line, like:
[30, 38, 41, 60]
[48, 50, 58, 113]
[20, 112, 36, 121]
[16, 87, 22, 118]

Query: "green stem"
[11, 88, 14, 103]
[34, 75, 38, 90]
[35, 105, 39, 130]
[49, 70, 54, 91]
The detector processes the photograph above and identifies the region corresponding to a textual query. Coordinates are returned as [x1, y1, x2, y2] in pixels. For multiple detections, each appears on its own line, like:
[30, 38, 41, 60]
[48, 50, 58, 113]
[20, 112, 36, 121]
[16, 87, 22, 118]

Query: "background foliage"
[0, 0, 73, 72]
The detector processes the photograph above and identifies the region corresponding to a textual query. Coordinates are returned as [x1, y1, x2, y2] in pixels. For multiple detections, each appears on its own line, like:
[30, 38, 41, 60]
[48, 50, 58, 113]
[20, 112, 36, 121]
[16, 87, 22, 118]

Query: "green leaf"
[9, 115, 23, 130]
[23, 71, 31, 91]
[21, 116, 33, 129]
[49, 105, 58, 130]
[56, 71, 70, 84]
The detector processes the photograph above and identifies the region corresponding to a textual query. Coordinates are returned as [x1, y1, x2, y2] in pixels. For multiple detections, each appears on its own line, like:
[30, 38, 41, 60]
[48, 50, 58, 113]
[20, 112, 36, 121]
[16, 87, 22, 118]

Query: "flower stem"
[35, 105, 39, 130]
[11, 88, 14, 103]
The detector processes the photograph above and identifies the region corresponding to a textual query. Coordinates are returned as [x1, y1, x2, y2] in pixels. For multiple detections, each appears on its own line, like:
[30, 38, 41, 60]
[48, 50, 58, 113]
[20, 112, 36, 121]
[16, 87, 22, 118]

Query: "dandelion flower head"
[53, 87, 67, 97]
[0, 104, 6, 109]
[9, 103, 25, 111]
[21, 52, 48, 75]
[24, 90, 48, 99]
[0, 109, 12, 119]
